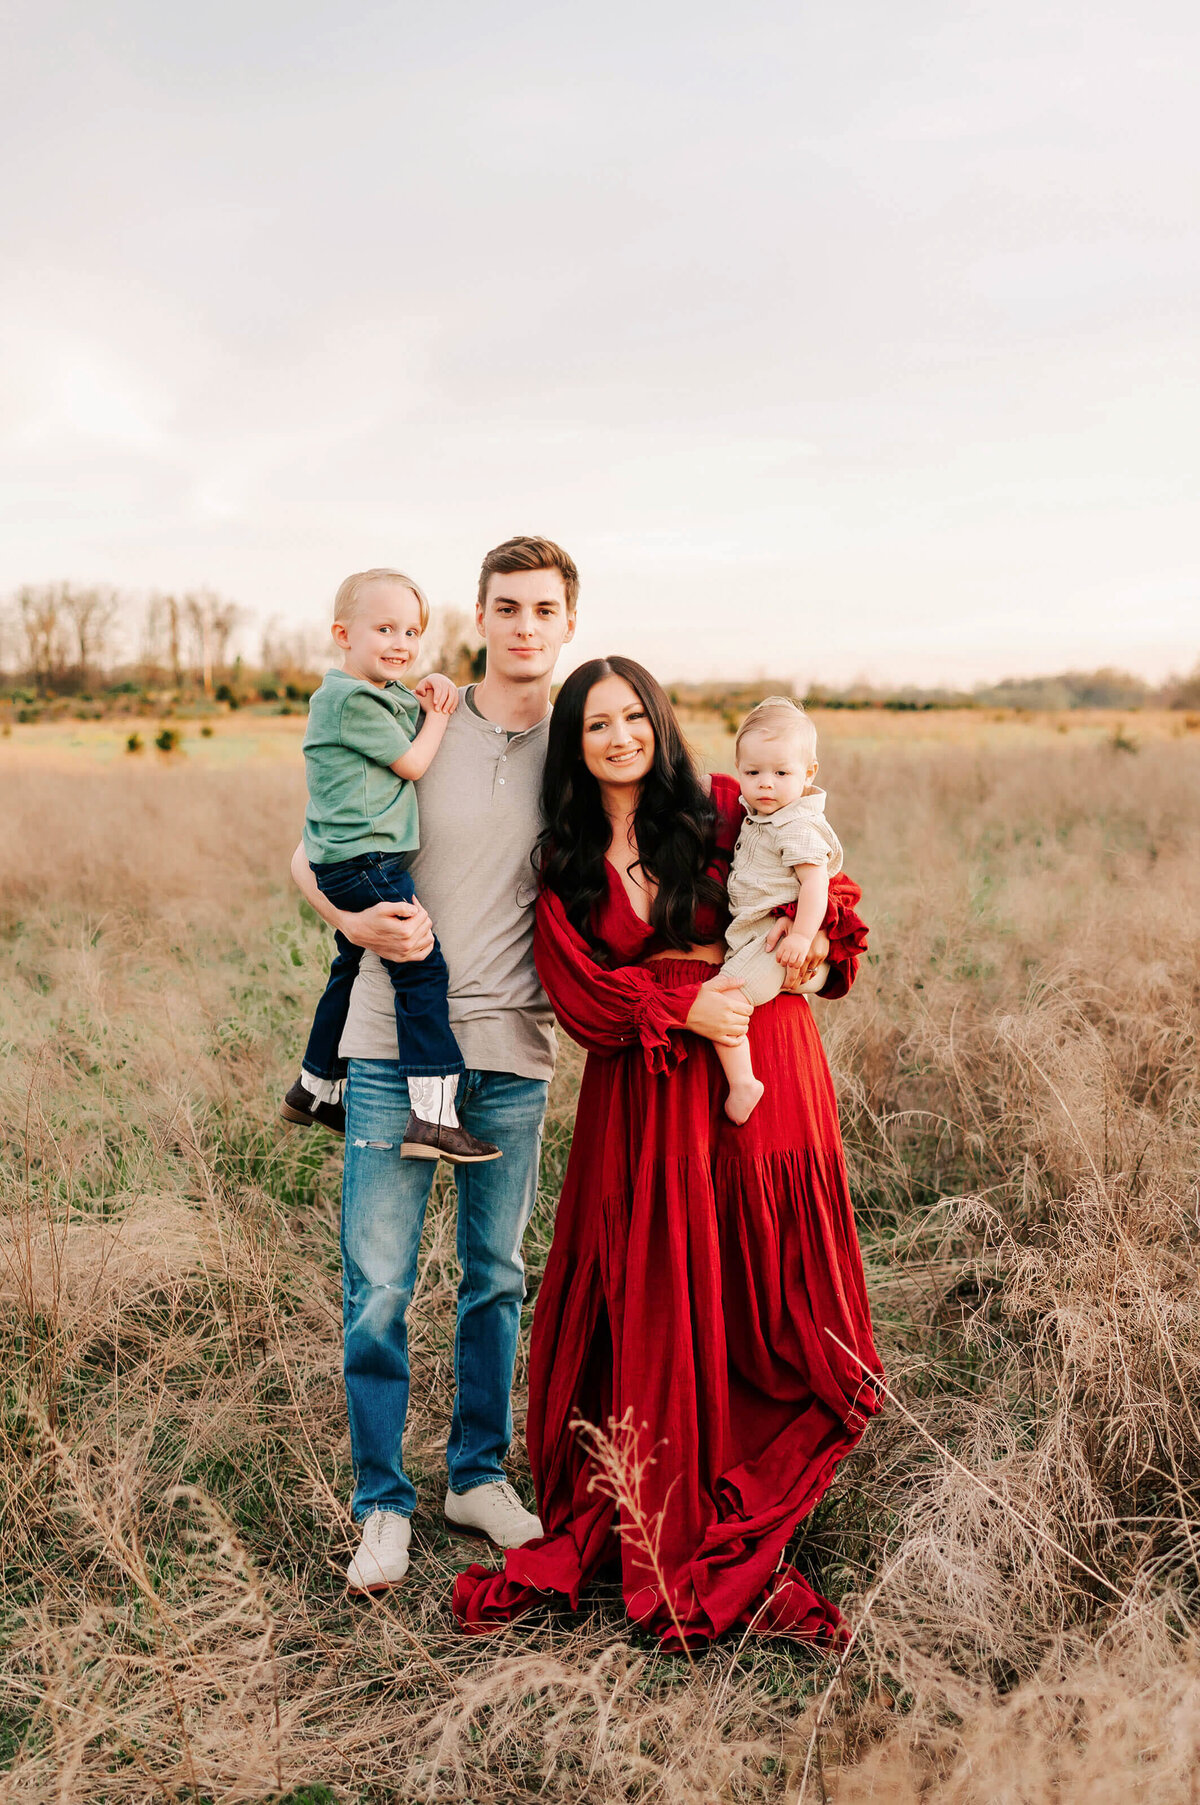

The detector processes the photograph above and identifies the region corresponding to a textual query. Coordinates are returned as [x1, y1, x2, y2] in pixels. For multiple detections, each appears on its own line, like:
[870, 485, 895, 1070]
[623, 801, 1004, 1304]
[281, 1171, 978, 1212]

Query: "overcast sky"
[2, 0, 1197, 686]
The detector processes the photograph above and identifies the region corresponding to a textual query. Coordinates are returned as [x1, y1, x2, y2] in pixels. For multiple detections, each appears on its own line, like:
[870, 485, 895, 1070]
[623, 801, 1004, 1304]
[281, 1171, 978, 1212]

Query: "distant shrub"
[978, 668, 1152, 711]
[1164, 661, 1200, 710]
[126, 732, 143, 754]
[154, 727, 180, 754]
[200, 724, 214, 738]
[1109, 723, 1139, 754]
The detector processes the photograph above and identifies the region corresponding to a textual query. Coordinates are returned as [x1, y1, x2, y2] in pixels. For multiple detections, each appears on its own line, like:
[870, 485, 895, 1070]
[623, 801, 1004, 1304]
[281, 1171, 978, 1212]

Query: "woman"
[453, 658, 881, 1647]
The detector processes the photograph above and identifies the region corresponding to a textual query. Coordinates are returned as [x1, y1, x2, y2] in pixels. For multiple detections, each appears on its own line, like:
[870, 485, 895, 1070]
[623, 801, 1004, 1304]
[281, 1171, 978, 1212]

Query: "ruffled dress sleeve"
[533, 887, 706, 1073]
[817, 872, 869, 1000]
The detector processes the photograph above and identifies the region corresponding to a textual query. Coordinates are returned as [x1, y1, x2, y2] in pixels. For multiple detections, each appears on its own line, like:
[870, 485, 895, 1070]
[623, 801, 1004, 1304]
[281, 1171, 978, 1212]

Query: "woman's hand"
[414, 673, 459, 714]
[684, 973, 753, 1046]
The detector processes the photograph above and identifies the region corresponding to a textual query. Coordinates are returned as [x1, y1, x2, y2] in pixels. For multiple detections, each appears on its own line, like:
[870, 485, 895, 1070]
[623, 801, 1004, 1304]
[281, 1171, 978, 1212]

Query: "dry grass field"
[1, 710, 1199, 1803]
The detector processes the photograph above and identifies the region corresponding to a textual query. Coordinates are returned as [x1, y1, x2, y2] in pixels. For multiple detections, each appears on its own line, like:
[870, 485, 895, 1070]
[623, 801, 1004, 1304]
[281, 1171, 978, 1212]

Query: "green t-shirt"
[302, 668, 421, 865]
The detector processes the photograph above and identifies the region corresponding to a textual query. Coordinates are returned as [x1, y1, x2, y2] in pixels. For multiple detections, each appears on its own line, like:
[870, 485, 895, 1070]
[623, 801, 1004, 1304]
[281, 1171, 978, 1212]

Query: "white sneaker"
[444, 1480, 543, 1549]
[346, 1510, 411, 1594]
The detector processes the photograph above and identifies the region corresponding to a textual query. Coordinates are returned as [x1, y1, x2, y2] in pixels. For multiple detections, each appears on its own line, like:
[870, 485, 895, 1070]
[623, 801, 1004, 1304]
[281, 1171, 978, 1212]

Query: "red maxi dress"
[453, 774, 882, 1647]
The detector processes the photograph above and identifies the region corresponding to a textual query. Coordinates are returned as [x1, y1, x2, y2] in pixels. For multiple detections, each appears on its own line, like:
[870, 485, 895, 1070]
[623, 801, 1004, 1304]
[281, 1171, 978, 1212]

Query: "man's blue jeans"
[341, 1059, 549, 1522]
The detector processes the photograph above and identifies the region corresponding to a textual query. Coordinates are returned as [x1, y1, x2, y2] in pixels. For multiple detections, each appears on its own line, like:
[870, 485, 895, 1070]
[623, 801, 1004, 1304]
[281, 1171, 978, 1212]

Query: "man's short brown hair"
[477, 535, 579, 615]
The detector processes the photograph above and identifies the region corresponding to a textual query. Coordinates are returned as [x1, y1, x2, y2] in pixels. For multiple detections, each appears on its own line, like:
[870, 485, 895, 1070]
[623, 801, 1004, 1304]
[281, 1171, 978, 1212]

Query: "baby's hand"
[414, 673, 459, 714]
[774, 928, 814, 971]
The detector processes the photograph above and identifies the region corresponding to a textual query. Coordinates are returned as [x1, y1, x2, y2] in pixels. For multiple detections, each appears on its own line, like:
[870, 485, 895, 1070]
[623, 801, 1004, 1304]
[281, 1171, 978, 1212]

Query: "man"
[289, 536, 578, 1592]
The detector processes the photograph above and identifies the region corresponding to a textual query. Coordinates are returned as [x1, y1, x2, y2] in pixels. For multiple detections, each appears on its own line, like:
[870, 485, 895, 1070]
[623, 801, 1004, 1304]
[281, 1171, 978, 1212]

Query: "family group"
[281, 535, 881, 1649]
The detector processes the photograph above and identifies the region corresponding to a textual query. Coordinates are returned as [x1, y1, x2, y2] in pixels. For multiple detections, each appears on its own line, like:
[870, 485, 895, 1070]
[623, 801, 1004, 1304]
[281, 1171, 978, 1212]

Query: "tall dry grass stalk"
[570, 1409, 697, 1660]
[0, 736, 1198, 1800]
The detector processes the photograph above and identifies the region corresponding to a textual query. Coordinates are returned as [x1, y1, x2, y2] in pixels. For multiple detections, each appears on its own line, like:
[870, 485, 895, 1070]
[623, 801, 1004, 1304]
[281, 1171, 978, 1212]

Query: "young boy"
[280, 567, 501, 1165]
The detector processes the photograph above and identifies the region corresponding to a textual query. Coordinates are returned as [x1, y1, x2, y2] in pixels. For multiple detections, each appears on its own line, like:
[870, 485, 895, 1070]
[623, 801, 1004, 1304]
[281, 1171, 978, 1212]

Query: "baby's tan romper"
[723, 789, 844, 1005]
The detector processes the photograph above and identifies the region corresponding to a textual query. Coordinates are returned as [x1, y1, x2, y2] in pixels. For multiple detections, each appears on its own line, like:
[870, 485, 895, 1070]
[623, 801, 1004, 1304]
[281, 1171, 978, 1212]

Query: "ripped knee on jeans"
[352, 1139, 395, 1150]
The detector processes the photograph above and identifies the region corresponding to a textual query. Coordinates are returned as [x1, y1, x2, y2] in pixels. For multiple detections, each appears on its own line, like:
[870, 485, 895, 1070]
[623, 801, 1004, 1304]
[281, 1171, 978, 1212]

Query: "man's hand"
[290, 841, 436, 961]
[341, 897, 435, 962]
[414, 673, 459, 714]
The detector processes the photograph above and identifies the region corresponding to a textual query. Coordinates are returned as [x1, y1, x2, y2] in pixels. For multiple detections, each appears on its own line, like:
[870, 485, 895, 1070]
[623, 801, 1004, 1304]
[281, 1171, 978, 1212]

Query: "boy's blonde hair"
[333, 568, 430, 632]
[735, 696, 817, 765]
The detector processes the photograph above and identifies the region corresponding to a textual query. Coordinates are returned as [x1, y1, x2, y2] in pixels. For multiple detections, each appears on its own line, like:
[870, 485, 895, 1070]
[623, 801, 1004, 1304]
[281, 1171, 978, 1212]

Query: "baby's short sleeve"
[336, 689, 416, 768]
[775, 817, 844, 876]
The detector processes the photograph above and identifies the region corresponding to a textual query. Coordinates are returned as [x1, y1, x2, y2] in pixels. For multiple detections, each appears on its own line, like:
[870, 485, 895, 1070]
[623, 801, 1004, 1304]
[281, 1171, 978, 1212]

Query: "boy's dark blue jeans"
[301, 852, 465, 1082]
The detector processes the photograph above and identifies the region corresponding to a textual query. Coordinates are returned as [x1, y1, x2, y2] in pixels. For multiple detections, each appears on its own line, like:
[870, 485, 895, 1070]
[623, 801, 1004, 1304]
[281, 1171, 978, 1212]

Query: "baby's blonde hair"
[333, 568, 430, 632]
[735, 696, 817, 766]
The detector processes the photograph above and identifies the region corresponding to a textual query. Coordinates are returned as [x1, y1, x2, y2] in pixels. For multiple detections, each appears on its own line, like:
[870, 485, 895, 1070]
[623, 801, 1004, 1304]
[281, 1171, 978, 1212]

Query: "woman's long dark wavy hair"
[537, 656, 724, 950]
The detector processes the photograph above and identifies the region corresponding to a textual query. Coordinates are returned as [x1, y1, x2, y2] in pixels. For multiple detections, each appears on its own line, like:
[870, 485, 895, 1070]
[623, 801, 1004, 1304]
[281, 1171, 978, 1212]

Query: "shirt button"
[495, 726, 502, 734]
[499, 778, 505, 785]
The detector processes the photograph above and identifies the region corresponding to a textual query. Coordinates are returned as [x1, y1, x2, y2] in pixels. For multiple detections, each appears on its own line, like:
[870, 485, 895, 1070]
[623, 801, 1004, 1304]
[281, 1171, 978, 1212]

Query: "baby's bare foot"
[725, 1078, 765, 1126]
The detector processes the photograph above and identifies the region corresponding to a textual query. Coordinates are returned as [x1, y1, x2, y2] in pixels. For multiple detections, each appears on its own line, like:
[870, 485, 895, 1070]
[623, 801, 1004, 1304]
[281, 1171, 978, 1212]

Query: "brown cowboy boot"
[280, 1077, 346, 1137]
[400, 1113, 502, 1165]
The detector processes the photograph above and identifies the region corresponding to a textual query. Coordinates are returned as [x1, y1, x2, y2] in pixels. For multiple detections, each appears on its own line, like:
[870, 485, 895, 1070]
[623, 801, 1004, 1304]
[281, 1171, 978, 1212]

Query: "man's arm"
[290, 842, 435, 961]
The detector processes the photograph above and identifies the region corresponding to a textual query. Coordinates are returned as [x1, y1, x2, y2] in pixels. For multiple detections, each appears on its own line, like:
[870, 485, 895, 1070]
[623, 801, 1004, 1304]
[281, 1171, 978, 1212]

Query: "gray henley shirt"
[336, 687, 557, 1082]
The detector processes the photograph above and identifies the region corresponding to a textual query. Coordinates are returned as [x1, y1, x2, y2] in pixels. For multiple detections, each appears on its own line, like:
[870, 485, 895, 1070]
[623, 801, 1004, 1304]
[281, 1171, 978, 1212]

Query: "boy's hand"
[414, 673, 459, 715]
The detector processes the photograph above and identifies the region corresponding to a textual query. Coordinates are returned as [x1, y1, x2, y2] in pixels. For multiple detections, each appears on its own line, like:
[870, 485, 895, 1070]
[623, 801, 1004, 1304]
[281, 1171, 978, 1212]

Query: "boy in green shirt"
[281, 567, 500, 1166]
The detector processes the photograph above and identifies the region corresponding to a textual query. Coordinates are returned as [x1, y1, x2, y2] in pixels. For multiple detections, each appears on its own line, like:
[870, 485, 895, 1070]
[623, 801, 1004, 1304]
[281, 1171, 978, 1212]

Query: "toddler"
[280, 567, 501, 1165]
[718, 697, 843, 1124]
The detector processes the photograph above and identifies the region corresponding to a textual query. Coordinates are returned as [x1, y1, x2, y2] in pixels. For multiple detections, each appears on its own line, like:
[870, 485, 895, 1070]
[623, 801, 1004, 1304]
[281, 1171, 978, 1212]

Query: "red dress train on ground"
[453, 774, 882, 1647]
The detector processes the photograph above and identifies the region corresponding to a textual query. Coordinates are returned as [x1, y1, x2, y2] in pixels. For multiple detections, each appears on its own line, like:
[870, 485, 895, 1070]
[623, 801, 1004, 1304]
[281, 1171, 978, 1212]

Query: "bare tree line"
[0, 585, 486, 702]
[1, 584, 262, 697]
